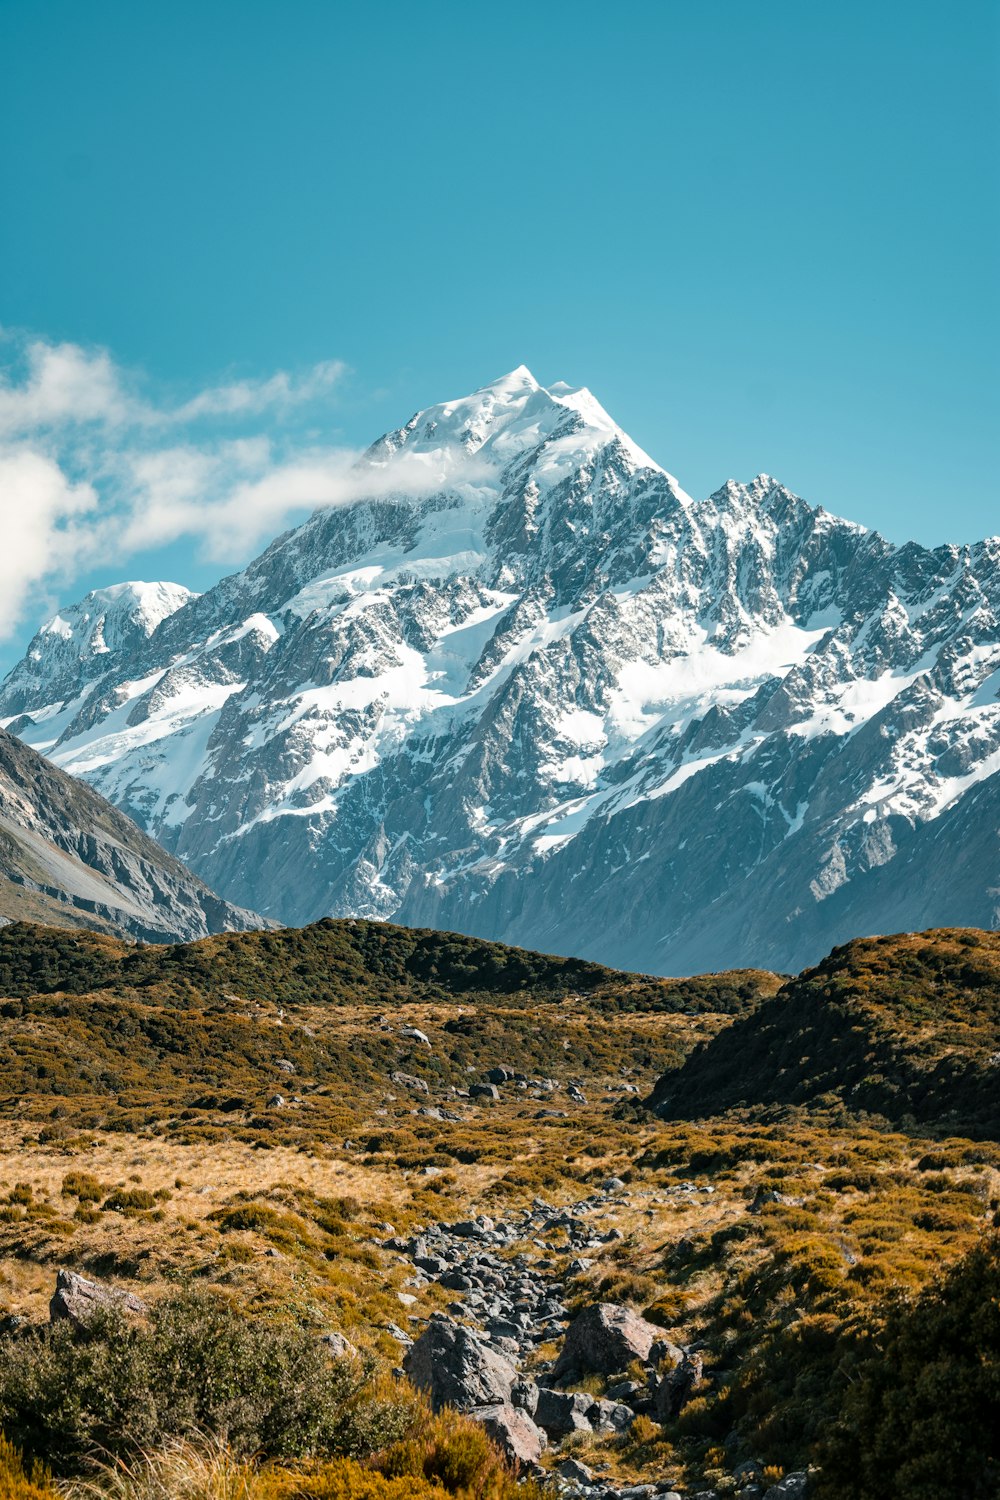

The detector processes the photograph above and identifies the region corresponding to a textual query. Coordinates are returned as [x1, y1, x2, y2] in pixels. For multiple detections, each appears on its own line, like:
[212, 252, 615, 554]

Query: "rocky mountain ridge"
[0, 725, 263, 942]
[2, 366, 998, 972]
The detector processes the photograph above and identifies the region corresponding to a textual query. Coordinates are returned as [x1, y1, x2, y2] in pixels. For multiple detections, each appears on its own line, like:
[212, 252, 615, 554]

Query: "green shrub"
[0, 1289, 409, 1477]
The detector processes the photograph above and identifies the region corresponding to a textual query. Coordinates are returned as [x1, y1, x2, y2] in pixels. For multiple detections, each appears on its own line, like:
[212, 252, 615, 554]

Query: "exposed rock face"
[0, 728, 264, 942]
[552, 1302, 659, 1383]
[49, 1269, 147, 1327]
[402, 1317, 517, 1410]
[7, 367, 999, 971]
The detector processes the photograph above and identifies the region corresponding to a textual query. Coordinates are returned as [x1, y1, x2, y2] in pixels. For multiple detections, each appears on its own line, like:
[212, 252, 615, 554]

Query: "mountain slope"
[648, 928, 1000, 1137]
[2, 367, 999, 972]
[0, 727, 264, 942]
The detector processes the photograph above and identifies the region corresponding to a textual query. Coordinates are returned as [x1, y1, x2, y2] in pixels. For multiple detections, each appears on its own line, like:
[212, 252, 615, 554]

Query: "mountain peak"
[4, 368, 998, 977]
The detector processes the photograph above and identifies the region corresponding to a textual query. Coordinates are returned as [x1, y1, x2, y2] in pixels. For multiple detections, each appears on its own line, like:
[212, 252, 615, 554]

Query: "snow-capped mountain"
[2, 366, 999, 973]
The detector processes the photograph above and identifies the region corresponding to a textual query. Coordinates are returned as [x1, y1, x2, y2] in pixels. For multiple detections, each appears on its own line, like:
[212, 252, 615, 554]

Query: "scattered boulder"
[511, 1377, 539, 1414]
[391, 1071, 429, 1094]
[398, 1027, 431, 1047]
[654, 1351, 705, 1420]
[319, 1330, 358, 1359]
[558, 1458, 595, 1483]
[404, 1318, 516, 1410]
[763, 1475, 809, 1499]
[749, 1187, 790, 1213]
[469, 1082, 500, 1101]
[472, 1402, 546, 1467]
[275, 1059, 296, 1074]
[588, 1395, 634, 1433]
[552, 1302, 659, 1382]
[487, 1066, 516, 1084]
[49, 1269, 147, 1328]
[534, 1386, 595, 1439]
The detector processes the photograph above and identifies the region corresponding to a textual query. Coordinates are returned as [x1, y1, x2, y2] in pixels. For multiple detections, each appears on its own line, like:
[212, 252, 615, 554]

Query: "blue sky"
[0, 0, 997, 675]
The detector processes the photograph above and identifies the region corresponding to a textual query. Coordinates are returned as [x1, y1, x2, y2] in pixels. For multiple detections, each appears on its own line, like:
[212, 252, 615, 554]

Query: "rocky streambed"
[379, 1185, 807, 1500]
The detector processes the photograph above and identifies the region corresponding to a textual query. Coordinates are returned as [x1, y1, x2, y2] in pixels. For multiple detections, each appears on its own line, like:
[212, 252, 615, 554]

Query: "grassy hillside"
[650, 928, 1000, 1138]
[0, 919, 997, 1497]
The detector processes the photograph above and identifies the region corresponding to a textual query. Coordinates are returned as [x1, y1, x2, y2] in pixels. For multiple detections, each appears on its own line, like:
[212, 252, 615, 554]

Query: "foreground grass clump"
[0, 1290, 410, 1477]
[0, 1435, 57, 1500]
[59, 1442, 459, 1500]
[376, 1407, 541, 1498]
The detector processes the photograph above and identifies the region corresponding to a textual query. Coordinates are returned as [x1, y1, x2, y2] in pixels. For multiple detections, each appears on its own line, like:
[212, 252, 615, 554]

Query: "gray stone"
[49, 1269, 147, 1328]
[403, 1318, 516, 1411]
[762, 1476, 809, 1500]
[653, 1351, 704, 1420]
[391, 1071, 429, 1093]
[552, 1302, 660, 1382]
[557, 1458, 595, 1483]
[471, 1402, 546, 1468]
[319, 1330, 358, 1359]
[534, 1386, 595, 1439]
[511, 1378, 539, 1414]
[587, 1396, 634, 1433]
[398, 1026, 431, 1047]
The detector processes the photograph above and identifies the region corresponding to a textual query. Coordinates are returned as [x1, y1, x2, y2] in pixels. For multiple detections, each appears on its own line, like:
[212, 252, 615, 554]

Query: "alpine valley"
[3, 367, 999, 974]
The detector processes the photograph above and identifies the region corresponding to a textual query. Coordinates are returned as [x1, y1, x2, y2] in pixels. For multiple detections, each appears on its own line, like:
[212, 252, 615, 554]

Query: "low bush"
[0, 1290, 410, 1477]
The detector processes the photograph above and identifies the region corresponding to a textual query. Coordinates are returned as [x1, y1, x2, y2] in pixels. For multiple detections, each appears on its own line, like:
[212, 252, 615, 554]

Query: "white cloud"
[0, 448, 99, 638]
[169, 361, 346, 421]
[0, 332, 347, 437]
[0, 340, 129, 435]
[0, 333, 483, 645]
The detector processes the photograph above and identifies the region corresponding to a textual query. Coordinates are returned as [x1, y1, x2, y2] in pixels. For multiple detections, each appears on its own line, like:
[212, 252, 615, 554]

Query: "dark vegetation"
[650, 929, 1000, 1137]
[0, 917, 773, 1012]
[816, 1236, 1000, 1500]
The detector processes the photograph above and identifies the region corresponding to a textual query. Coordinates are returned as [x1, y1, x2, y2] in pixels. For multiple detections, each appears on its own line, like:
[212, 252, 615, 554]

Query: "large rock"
[473, 1403, 546, 1468]
[49, 1269, 147, 1328]
[534, 1387, 595, 1439]
[551, 1302, 659, 1383]
[403, 1317, 517, 1411]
